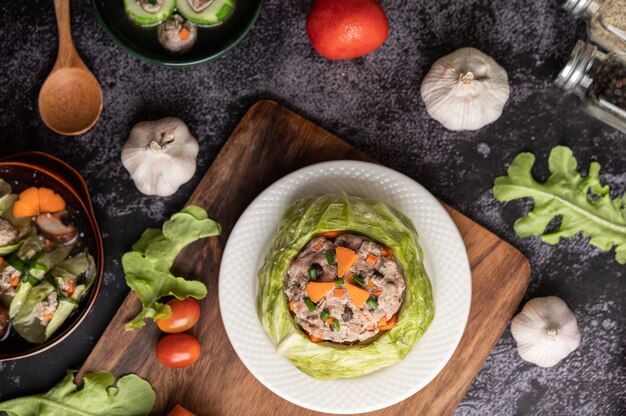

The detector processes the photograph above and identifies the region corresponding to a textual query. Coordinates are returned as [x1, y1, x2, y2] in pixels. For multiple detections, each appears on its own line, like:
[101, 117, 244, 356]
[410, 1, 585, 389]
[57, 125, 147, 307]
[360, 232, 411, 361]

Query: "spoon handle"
[52, 0, 82, 69]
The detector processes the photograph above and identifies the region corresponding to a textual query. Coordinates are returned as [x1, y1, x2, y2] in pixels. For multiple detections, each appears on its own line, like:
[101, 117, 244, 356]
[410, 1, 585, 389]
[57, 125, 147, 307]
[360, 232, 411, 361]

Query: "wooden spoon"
[38, 0, 103, 136]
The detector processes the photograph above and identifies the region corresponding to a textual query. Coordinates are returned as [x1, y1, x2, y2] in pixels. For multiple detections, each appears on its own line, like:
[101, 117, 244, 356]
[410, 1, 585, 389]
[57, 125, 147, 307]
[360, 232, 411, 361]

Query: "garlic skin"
[420, 47, 510, 131]
[511, 296, 581, 368]
[122, 117, 199, 197]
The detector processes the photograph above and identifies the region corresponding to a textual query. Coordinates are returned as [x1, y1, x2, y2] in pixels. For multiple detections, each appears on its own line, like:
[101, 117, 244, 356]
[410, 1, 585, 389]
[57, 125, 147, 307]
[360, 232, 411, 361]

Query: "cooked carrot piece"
[13, 200, 39, 217]
[9, 276, 20, 287]
[366, 253, 378, 266]
[379, 314, 398, 331]
[179, 27, 190, 41]
[289, 299, 295, 311]
[333, 288, 344, 298]
[377, 316, 386, 327]
[305, 282, 335, 303]
[319, 231, 344, 239]
[381, 247, 393, 259]
[326, 317, 334, 326]
[167, 404, 197, 416]
[344, 272, 354, 283]
[345, 283, 370, 308]
[0, 257, 4, 266]
[313, 242, 323, 251]
[367, 280, 376, 289]
[67, 281, 75, 297]
[372, 288, 382, 297]
[308, 334, 324, 343]
[43, 313, 54, 320]
[335, 246, 358, 277]
[19, 187, 39, 208]
[38, 187, 66, 213]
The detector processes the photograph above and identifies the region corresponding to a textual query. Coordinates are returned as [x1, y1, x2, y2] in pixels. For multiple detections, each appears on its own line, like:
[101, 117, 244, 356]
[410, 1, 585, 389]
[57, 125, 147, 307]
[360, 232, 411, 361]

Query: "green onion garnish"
[304, 298, 316, 311]
[32, 263, 48, 271]
[332, 318, 341, 331]
[326, 251, 335, 265]
[307, 267, 317, 280]
[334, 278, 344, 286]
[353, 275, 365, 286]
[320, 309, 330, 321]
[366, 297, 379, 310]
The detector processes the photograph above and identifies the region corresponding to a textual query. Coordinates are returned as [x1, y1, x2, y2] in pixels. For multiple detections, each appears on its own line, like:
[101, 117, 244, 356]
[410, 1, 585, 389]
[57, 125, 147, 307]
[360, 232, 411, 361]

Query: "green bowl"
[92, 0, 263, 66]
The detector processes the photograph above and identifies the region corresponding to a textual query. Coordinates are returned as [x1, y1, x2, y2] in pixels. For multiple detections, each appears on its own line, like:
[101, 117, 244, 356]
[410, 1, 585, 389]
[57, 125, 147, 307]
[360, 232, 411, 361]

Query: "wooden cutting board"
[79, 100, 530, 415]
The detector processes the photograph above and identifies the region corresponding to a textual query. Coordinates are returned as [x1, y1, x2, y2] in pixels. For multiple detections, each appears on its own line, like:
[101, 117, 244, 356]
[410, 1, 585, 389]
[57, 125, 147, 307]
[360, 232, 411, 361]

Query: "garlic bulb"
[122, 117, 199, 197]
[420, 47, 510, 131]
[511, 296, 581, 368]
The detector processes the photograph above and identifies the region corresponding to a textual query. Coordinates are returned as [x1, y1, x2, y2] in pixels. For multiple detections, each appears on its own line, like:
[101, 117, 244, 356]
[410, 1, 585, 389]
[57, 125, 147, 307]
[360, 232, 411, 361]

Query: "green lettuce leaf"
[0, 370, 155, 416]
[493, 146, 626, 264]
[123, 205, 221, 330]
[258, 193, 434, 379]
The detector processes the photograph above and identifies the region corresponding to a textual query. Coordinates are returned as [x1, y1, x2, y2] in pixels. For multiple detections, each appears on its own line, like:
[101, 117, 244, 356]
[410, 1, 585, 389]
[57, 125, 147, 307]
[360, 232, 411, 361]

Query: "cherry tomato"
[156, 298, 201, 333]
[156, 333, 201, 368]
[167, 404, 197, 416]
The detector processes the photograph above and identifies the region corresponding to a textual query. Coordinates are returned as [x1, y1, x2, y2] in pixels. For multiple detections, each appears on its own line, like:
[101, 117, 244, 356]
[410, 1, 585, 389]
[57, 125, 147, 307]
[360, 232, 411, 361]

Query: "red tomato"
[156, 334, 201, 368]
[306, 0, 389, 60]
[167, 404, 197, 416]
[156, 298, 201, 333]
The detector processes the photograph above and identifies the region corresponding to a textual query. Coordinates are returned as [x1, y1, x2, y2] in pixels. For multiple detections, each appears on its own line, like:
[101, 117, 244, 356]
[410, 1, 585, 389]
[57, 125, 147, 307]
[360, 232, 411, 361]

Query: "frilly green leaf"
[123, 205, 220, 330]
[493, 146, 626, 265]
[0, 370, 155, 416]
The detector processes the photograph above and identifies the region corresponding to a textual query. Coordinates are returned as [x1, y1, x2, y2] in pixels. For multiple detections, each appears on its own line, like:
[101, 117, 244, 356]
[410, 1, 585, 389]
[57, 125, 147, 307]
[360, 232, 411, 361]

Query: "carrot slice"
[305, 282, 335, 303]
[379, 314, 398, 331]
[9, 276, 20, 287]
[335, 246, 358, 277]
[0, 257, 4, 266]
[326, 317, 334, 326]
[319, 231, 344, 239]
[67, 281, 75, 297]
[366, 253, 378, 266]
[381, 247, 393, 259]
[372, 288, 382, 296]
[313, 242, 323, 251]
[43, 313, 54, 320]
[308, 334, 324, 343]
[345, 283, 370, 308]
[289, 299, 295, 311]
[38, 187, 66, 213]
[167, 404, 197, 416]
[13, 200, 39, 218]
[367, 280, 376, 289]
[19, 187, 39, 208]
[333, 288, 344, 298]
[179, 27, 190, 41]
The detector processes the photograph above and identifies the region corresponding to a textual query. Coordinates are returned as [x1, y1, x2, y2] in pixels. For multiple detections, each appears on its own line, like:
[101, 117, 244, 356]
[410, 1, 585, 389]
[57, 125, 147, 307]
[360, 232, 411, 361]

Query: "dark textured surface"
[0, 0, 624, 415]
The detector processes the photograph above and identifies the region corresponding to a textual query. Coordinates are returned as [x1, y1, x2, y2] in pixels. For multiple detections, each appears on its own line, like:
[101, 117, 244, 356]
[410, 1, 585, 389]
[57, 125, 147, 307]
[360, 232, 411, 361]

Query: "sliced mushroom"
[35, 212, 77, 244]
[138, 0, 164, 13]
[0, 219, 18, 247]
[158, 14, 198, 55]
[188, 0, 214, 12]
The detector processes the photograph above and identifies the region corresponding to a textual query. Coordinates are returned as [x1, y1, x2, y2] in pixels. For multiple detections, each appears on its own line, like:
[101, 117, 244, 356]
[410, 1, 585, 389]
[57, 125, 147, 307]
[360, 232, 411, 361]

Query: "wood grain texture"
[79, 100, 530, 416]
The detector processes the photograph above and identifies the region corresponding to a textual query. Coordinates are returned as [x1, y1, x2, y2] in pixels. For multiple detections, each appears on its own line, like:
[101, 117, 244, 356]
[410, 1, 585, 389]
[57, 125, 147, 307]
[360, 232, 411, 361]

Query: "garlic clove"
[511, 296, 581, 368]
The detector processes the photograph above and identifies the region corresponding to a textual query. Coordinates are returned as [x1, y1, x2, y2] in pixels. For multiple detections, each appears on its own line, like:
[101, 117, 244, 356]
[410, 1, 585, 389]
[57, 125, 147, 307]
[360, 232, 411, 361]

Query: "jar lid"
[556, 40, 600, 97]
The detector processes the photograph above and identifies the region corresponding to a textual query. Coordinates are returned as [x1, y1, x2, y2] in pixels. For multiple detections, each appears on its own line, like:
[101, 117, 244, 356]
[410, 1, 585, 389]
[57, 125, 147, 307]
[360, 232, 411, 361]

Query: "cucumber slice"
[124, 0, 176, 26]
[176, 0, 235, 27]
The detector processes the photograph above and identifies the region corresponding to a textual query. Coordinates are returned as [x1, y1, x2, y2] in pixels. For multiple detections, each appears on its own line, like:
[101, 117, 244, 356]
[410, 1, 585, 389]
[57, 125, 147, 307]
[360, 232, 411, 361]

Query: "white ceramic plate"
[219, 161, 471, 414]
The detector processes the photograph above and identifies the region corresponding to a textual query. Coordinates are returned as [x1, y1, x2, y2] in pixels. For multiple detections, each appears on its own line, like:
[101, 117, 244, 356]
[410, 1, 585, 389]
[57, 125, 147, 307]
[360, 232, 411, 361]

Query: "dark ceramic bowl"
[0, 152, 104, 361]
[92, 0, 263, 66]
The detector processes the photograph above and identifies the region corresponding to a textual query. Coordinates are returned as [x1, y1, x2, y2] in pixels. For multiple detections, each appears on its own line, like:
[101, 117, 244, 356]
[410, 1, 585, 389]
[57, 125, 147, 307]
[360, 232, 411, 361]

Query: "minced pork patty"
[284, 233, 405, 343]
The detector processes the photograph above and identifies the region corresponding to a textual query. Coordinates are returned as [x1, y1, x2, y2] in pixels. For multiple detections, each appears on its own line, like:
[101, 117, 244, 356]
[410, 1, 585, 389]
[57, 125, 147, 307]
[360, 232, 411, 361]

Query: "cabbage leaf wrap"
[257, 193, 434, 379]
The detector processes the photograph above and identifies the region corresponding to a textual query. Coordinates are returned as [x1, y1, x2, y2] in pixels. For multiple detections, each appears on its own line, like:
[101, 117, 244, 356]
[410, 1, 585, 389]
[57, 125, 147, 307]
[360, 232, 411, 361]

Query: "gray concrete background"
[0, 0, 624, 415]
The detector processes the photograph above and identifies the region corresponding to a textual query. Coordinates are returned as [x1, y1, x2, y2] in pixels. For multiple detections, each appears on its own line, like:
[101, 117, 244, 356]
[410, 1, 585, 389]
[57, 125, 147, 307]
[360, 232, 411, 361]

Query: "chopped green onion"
[320, 309, 330, 321]
[353, 275, 365, 286]
[304, 298, 316, 311]
[307, 267, 317, 280]
[366, 297, 379, 310]
[326, 251, 335, 265]
[332, 318, 341, 331]
[334, 278, 344, 286]
[32, 263, 48, 271]
[7, 255, 25, 273]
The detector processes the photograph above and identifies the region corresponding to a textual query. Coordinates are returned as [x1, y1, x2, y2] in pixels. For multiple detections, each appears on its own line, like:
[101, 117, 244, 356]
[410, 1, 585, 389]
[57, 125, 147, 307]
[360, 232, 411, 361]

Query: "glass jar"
[556, 41, 626, 133]
[563, 0, 626, 55]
